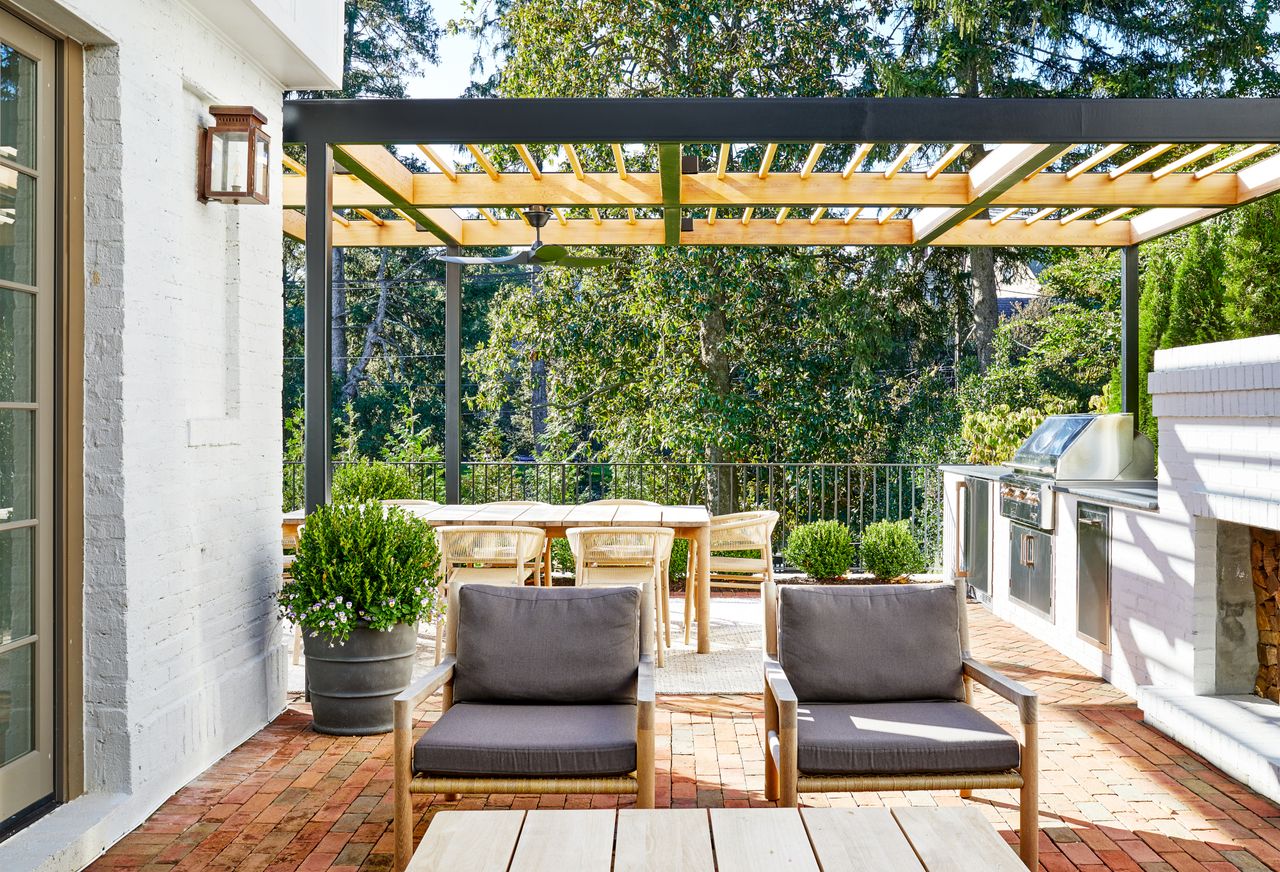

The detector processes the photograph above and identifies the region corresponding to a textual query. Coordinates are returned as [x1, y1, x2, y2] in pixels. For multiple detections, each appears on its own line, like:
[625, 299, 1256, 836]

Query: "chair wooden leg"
[1019, 722, 1039, 870]
[434, 616, 443, 665]
[779, 721, 798, 808]
[763, 682, 779, 801]
[661, 573, 671, 648]
[291, 624, 303, 666]
[393, 708, 413, 871]
[637, 734, 655, 809]
[959, 788, 972, 798]
[655, 603, 665, 669]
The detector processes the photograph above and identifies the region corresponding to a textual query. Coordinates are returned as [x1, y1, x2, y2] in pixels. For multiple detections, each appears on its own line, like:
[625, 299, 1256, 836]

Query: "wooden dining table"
[406, 502, 714, 654]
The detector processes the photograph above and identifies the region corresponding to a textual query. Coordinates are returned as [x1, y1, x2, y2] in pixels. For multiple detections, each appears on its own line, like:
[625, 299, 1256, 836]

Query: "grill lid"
[1009, 414, 1094, 475]
[1005, 412, 1153, 481]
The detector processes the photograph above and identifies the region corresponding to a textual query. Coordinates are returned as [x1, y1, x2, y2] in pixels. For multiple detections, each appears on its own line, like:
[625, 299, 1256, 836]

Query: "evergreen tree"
[1224, 199, 1280, 338]
[1166, 224, 1228, 349]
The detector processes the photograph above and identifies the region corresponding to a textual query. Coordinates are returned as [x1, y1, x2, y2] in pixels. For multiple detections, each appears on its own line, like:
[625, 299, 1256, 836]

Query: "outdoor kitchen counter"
[1052, 480, 1159, 511]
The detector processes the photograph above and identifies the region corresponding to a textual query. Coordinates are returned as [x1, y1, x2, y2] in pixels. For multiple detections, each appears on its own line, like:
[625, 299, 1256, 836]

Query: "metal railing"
[284, 459, 943, 564]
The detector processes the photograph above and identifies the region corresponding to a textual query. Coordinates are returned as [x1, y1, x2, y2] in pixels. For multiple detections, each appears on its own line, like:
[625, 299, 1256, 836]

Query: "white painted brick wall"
[47, 0, 317, 801]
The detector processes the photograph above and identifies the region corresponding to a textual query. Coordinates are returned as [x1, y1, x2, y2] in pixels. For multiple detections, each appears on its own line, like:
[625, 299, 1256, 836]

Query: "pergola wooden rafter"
[283, 97, 1280, 511]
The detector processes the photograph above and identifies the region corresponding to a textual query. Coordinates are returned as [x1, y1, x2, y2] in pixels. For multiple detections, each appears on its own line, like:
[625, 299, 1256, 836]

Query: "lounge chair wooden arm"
[763, 656, 798, 721]
[962, 657, 1037, 725]
[394, 656, 456, 718]
[638, 654, 656, 706]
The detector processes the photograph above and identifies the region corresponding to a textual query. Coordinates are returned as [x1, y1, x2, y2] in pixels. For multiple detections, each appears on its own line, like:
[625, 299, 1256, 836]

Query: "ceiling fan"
[437, 206, 618, 268]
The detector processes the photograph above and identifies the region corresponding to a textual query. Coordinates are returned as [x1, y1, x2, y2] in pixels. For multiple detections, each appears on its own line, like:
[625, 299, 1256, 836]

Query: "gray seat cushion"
[413, 702, 637, 777]
[454, 584, 639, 704]
[778, 584, 964, 703]
[797, 700, 1020, 775]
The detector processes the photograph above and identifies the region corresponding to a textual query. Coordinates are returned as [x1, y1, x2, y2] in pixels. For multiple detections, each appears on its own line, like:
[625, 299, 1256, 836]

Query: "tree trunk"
[331, 246, 348, 388]
[529, 266, 547, 452]
[699, 278, 733, 514]
[970, 246, 999, 369]
[341, 249, 392, 405]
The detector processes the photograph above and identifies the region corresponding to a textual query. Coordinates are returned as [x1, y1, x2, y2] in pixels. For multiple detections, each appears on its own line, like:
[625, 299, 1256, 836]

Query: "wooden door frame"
[0, 0, 86, 806]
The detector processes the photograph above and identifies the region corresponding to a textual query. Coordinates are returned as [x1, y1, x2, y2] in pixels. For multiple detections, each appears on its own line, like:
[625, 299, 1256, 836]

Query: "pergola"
[282, 97, 1280, 511]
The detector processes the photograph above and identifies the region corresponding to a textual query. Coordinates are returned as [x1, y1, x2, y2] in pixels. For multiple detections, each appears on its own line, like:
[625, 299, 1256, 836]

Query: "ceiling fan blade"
[530, 244, 568, 263]
[438, 250, 531, 265]
[551, 256, 620, 268]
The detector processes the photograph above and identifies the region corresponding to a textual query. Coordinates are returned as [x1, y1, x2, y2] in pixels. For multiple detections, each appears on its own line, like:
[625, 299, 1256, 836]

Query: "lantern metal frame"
[198, 105, 270, 204]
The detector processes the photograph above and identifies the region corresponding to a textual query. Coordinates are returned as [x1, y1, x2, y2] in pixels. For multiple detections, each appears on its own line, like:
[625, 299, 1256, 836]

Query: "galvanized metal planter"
[303, 622, 416, 735]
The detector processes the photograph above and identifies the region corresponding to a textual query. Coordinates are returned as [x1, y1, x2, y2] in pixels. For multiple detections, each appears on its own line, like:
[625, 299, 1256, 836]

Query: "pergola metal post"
[444, 251, 462, 503]
[304, 141, 334, 513]
[1120, 244, 1140, 431]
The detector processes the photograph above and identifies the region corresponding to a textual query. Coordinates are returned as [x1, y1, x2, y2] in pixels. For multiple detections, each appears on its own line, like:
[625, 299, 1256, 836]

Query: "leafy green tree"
[862, 0, 1280, 368]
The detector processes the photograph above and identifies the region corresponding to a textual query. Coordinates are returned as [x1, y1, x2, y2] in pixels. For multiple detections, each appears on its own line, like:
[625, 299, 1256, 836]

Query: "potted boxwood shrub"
[859, 519, 927, 583]
[782, 520, 855, 581]
[279, 501, 439, 735]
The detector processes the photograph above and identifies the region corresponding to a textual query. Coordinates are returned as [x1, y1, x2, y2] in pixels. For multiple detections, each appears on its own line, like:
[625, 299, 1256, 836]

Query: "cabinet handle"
[954, 480, 969, 579]
[1021, 533, 1036, 568]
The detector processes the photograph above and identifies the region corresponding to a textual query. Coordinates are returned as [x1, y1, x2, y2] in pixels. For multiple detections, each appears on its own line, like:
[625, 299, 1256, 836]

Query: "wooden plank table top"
[414, 502, 714, 653]
[408, 807, 1024, 872]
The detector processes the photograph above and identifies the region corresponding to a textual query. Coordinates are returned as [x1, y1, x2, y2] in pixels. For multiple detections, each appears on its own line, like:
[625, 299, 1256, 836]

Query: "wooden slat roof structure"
[281, 98, 1280, 250]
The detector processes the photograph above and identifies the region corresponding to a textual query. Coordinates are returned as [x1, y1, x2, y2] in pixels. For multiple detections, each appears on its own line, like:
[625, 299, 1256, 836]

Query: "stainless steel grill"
[998, 413, 1154, 531]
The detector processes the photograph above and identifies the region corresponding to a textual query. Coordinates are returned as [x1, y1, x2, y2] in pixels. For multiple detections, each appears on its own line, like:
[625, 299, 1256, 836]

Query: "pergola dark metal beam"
[291, 97, 1280, 515]
[284, 97, 1280, 146]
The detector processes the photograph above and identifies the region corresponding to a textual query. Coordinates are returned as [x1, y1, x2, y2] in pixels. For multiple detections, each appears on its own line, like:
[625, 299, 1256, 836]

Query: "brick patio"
[88, 601, 1280, 871]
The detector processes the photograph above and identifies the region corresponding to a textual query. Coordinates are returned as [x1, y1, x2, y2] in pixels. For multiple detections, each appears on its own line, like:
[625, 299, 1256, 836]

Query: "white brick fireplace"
[1131, 337, 1280, 802]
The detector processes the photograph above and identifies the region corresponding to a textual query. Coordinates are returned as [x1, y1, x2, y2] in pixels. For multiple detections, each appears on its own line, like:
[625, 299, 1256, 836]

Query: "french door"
[0, 7, 56, 827]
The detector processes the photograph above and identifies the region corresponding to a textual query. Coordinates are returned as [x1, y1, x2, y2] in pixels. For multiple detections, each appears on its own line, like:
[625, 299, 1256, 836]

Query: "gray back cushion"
[453, 584, 639, 704]
[777, 584, 964, 703]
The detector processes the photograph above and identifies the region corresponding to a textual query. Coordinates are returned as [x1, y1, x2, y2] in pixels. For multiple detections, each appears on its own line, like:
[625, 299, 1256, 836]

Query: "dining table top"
[401, 502, 711, 529]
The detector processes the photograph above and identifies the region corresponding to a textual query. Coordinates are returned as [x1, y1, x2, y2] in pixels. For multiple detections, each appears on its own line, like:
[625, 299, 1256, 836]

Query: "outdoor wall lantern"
[198, 105, 270, 204]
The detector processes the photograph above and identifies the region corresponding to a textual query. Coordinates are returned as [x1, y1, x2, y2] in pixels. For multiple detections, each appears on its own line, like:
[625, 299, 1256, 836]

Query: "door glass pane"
[0, 642, 34, 765]
[0, 165, 34, 285]
[0, 408, 33, 523]
[0, 526, 31, 644]
[0, 44, 36, 169]
[0, 288, 32, 401]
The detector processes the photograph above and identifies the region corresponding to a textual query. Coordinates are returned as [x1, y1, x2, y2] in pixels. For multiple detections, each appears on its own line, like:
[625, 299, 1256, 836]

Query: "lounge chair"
[761, 579, 1039, 869]
[393, 582, 656, 871]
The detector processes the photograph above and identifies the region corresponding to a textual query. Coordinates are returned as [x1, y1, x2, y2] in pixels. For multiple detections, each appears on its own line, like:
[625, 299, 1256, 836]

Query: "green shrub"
[279, 502, 440, 643]
[859, 520, 926, 581]
[332, 460, 416, 503]
[782, 521, 854, 580]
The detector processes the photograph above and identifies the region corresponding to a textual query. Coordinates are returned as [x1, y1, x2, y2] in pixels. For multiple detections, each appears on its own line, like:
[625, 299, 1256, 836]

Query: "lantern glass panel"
[253, 135, 268, 199]
[210, 130, 250, 194]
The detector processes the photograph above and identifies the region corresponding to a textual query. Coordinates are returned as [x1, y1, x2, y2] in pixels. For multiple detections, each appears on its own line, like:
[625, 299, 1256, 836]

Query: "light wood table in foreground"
[407, 806, 1026, 872]
[408, 502, 714, 654]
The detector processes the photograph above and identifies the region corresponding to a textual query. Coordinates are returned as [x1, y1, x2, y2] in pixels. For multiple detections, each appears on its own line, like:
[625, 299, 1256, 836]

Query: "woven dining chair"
[584, 499, 674, 648]
[683, 509, 780, 645]
[568, 525, 673, 667]
[432, 525, 546, 663]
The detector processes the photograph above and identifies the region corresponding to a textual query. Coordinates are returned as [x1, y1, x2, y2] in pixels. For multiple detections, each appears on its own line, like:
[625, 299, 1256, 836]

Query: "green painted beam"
[659, 143, 682, 246]
[331, 144, 462, 247]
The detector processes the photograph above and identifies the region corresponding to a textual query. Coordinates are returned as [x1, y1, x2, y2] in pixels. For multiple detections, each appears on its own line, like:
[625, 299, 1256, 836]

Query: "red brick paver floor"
[89, 603, 1280, 871]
